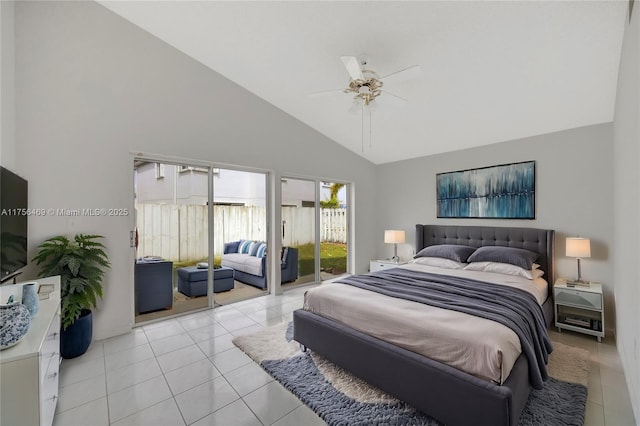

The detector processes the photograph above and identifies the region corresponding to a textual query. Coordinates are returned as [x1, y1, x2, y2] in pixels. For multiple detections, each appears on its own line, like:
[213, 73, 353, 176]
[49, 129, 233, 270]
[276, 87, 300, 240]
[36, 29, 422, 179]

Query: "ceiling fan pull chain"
[361, 104, 365, 152]
[369, 108, 372, 148]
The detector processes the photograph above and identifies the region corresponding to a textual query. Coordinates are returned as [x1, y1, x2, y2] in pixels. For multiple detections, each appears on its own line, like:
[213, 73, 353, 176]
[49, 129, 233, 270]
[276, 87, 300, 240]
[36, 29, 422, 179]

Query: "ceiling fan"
[310, 56, 422, 148]
[311, 56, 421, 106]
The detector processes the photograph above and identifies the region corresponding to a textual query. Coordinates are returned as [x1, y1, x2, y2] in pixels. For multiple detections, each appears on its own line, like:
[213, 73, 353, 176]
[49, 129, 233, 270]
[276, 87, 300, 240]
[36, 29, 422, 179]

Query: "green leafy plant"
[319, 183, 345, 209]
[33, 234, 110, 330]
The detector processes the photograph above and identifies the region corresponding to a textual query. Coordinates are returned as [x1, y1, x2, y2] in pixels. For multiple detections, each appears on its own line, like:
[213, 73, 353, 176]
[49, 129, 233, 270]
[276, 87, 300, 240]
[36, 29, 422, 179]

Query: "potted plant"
[33, 234, 110, 359]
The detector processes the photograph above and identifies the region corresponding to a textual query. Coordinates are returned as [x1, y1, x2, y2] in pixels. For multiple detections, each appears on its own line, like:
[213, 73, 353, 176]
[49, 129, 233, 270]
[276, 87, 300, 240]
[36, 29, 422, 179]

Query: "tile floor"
[549, 329, 637, 426]
[54, 285, 637, 426]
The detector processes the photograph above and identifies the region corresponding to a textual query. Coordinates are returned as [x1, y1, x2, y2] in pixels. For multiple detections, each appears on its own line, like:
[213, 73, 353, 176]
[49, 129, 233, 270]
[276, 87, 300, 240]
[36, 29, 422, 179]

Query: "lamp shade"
[384, 230, 405, 244]
[566, 237, 591, 258]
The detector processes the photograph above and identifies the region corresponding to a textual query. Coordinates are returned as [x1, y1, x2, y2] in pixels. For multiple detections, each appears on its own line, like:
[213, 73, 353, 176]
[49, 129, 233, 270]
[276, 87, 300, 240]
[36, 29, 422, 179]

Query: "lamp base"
[391, 256, 400, 263]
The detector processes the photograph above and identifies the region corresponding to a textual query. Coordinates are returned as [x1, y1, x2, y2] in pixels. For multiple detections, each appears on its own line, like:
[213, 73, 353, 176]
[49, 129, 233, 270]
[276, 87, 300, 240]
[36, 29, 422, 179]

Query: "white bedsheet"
[402, 262, 549, 304]
[303, 264, 548, 384]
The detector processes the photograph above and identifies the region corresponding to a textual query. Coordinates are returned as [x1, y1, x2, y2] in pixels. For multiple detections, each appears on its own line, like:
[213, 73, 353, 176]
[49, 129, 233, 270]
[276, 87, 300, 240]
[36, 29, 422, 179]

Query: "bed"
[293, 224, 555, 426]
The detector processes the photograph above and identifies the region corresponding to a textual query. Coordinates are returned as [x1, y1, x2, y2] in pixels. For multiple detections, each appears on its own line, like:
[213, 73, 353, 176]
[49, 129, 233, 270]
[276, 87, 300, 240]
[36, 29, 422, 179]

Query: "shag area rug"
[233, 322, 590, 426]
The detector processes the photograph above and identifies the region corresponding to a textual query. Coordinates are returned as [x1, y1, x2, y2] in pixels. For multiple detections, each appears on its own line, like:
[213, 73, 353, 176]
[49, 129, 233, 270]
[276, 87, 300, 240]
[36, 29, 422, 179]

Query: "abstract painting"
[437, 161, 535, 219]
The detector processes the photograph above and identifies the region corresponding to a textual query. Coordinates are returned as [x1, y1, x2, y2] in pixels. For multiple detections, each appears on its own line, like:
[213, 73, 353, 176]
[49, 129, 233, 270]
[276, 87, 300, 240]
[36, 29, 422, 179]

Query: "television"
[0, 166, 28, 283]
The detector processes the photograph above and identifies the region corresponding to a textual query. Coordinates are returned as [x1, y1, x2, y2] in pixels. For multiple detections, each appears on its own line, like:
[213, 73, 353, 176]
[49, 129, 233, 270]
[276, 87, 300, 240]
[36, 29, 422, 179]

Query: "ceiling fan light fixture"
[345, 72, 384, 106]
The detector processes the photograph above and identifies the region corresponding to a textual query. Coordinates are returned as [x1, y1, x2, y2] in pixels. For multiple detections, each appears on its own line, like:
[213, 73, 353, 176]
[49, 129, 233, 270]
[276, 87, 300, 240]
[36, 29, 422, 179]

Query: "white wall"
[613, 3, 640, 422]
[375, 123, 615, 329]
[14, 1, 376, 340]
[0, 0, 16, 169]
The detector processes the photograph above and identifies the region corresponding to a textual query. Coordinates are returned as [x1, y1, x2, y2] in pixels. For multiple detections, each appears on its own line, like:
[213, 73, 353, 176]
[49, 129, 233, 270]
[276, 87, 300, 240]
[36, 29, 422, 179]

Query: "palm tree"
[320, 183, 345, 209]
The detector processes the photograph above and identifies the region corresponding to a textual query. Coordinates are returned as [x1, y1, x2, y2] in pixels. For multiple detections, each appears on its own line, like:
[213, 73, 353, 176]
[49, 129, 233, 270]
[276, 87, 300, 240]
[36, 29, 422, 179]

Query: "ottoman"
[177, 266, 234, 297]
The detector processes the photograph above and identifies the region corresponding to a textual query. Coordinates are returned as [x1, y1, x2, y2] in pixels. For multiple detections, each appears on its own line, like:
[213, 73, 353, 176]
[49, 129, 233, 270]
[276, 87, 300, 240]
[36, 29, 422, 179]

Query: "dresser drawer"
[40, 311, 60, 426]
[555, 288, 602, 310]
[40, 364, 59, 426]
[39, 313, 60, 384]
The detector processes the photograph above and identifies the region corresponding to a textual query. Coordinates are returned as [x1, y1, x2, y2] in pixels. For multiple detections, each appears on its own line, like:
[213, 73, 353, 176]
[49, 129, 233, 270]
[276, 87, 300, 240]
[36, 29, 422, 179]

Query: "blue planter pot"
[60, 309, 93, 359]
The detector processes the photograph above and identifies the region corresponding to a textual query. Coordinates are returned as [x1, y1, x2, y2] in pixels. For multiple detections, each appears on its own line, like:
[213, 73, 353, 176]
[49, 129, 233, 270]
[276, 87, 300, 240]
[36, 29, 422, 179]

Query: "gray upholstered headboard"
[416, 225, 555, 294]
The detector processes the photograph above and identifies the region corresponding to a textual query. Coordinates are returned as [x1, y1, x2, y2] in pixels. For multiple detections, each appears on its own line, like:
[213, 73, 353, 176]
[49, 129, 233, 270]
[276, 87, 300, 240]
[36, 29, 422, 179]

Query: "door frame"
[279, 173, 353, 286]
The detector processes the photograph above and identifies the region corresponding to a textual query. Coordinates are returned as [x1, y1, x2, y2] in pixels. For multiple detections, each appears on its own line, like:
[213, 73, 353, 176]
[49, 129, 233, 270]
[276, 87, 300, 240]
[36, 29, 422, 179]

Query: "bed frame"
[293, 224, 555, 426]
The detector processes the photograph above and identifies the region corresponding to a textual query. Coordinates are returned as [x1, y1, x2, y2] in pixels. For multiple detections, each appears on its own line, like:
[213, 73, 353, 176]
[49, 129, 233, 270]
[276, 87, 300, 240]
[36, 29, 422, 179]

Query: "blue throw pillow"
[414, 244, 477, 263]
[256, 243, 267, 258]
[249, 241, 261, 256]
[467, 246, 539, 270]
[239, 240, 252, 254]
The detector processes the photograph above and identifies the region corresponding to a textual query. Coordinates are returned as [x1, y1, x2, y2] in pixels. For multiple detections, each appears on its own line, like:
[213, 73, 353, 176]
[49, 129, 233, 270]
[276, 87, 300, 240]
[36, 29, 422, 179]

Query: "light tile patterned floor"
[54, 285, 637, 426]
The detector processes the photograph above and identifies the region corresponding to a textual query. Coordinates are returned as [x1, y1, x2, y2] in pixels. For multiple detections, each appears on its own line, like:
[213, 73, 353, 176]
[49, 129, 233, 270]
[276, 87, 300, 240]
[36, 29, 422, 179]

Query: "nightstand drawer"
[369, 260, 407, 273]
[554, 288, 602, 310]
[371, 262, 391, 272]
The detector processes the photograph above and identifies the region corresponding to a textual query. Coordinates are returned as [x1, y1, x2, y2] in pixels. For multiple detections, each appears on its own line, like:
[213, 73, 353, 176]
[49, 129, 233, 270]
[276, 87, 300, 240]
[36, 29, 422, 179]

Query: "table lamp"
[384, 230, 405, 263]
[566, 237, 591, 286]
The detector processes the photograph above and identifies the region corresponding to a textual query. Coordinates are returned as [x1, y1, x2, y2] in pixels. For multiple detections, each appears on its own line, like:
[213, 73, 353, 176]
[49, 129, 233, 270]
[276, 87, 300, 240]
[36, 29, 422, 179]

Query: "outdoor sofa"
[221, 240, 298, 289]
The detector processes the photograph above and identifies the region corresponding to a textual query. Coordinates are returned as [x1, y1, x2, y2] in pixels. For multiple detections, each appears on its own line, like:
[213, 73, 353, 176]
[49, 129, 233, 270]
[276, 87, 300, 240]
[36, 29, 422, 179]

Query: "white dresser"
[0, 276, 61, 426]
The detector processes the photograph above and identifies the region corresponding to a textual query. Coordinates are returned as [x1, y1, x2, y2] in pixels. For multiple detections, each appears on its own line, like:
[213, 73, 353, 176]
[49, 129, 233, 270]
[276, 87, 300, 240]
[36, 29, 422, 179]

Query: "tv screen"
[0, 166, 28, 282]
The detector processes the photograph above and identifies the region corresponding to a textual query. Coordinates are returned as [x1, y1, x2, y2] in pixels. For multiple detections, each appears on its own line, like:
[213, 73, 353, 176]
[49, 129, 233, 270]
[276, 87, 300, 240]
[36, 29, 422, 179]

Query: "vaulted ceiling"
[100, 1, 628, 164]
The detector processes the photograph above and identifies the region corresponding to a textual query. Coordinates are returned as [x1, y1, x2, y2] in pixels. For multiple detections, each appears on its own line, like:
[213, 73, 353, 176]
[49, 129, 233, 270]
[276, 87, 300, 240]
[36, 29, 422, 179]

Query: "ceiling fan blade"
[348, 100, 362, 115]
[308, 89, 344, 98]
[377, 91, 408, 108]
[365, 100, 379, 112]
[381, 65, 422, 85]
[340, 56, 364, 81]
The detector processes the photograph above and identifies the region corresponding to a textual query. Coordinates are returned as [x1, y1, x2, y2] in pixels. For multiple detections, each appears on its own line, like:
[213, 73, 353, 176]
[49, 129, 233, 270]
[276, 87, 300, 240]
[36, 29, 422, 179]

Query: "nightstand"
[370, 259, 408, 272]
[554, 279, 604, 342]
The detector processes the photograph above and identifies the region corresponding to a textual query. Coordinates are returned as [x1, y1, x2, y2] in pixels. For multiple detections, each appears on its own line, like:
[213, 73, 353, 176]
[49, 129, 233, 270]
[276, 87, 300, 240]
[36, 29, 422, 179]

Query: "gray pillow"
[466, 246, 539, 270]
[224, 240, 240, 254]
[414, 244, 477, 263]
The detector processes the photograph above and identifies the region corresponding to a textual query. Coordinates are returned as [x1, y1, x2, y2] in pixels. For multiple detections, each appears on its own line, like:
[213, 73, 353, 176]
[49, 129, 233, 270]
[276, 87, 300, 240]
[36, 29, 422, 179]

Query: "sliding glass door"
[281, 178, 317, 285]
[319, 181, 348, 281]
[212, 168, 268, 305]
[281, 177, 350, 286]
[133, 160, 271, 321]
[133, 160, 212, 323]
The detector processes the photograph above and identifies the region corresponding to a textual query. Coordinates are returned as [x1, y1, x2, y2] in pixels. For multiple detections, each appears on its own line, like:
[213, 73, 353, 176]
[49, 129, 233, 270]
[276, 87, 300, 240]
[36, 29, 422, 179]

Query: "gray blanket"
[336, 268, 552, 389]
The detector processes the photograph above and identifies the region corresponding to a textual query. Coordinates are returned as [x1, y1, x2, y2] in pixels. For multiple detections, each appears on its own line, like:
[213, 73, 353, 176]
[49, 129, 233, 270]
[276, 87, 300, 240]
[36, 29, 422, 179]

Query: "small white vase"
[21, 283, 39, 317]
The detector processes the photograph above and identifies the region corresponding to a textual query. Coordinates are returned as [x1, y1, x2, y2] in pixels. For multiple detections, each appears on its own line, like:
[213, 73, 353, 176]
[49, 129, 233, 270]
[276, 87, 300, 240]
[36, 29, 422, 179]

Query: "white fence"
[135, 204, 347, 262]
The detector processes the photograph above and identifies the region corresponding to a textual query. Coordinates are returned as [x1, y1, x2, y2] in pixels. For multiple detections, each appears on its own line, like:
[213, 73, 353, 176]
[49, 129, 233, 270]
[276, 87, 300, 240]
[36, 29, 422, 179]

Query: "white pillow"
[464, 261, 544, 279]
[411, 257, 466, 270]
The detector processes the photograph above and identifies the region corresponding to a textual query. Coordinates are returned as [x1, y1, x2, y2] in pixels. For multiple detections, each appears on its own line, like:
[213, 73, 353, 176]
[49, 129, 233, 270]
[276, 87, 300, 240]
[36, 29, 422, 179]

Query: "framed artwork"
[436, 161, 535, 219]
